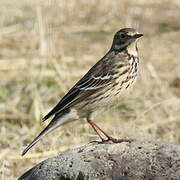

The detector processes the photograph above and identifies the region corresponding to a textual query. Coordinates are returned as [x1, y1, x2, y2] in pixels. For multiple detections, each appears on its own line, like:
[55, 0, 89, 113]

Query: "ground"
[0, 0, 180, 179]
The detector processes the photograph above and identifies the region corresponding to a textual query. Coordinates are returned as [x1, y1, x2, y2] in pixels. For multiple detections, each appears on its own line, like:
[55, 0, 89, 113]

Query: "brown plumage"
[22, 28, 143, 156]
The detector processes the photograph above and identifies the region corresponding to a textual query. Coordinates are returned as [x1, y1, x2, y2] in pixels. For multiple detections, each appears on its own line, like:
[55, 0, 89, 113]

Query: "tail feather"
[22, 119, 58, 156]
[22, 108, 73, 156]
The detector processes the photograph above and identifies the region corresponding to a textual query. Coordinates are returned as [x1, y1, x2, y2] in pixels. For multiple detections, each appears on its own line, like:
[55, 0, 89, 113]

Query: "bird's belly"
[76, 74, 137, 114]
[76, 55, 139, 115]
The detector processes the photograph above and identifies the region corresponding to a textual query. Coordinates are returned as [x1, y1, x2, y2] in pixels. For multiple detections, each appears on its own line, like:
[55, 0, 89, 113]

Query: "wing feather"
[43, 51, 127, 121]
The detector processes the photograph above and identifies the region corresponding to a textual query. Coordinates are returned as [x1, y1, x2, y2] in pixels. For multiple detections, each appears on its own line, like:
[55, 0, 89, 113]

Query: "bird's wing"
[43, 51, 126, 121]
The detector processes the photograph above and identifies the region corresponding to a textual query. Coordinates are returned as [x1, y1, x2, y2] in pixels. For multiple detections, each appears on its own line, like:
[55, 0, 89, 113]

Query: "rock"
[19, 141, 180, 180]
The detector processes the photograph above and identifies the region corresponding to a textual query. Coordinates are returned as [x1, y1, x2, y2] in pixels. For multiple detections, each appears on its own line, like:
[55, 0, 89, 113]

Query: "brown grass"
[0, 0, 180, 179]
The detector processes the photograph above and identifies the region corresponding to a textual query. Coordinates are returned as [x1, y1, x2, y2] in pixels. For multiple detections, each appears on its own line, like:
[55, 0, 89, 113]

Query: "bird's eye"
[120, 33, 125, 39]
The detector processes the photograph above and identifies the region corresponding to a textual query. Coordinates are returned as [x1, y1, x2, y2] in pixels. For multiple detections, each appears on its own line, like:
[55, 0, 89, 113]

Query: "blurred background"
[0, 0, 180, 179]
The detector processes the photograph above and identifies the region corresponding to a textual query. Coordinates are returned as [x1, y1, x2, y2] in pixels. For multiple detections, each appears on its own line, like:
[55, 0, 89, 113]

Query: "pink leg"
[87, 119, 133, 143]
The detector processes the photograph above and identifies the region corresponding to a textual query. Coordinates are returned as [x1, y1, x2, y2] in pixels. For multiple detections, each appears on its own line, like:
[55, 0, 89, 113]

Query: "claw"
[107, 137, 134, 143]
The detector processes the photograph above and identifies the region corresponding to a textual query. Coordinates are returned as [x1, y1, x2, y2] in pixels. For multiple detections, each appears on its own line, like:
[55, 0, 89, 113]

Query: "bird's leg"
[88, 120, 111, 140]
[87, 119, 133, 143]
[87, 119, 105, 141]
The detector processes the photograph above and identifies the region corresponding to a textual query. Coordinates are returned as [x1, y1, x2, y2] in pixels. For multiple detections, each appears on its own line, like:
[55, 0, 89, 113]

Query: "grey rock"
[19, 141, 180, 180]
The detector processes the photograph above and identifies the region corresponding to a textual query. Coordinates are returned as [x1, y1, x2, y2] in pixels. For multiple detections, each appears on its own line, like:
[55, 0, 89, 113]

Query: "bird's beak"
[134, 33, 144, 39]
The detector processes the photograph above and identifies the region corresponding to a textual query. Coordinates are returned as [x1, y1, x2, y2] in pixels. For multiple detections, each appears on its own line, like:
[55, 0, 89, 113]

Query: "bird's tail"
[22, 108, 75, 156]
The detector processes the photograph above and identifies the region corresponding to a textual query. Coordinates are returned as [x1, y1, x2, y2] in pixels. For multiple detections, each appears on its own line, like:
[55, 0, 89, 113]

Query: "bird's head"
[111, 28, 143, 51]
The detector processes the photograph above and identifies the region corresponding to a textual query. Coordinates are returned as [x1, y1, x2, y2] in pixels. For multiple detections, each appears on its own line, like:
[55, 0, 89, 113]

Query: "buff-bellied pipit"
[22, 28, 143, 155]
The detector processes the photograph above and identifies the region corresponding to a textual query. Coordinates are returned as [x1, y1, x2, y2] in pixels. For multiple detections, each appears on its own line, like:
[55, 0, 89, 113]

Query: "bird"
[22, 28, 143, 156]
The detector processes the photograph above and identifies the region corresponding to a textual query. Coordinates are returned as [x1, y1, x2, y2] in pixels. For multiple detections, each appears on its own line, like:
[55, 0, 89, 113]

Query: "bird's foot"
[89, 137, 134, 144]
[107, 137, 134, 143]
[97, 137, 134, 144]
[89, 138, 107, 144]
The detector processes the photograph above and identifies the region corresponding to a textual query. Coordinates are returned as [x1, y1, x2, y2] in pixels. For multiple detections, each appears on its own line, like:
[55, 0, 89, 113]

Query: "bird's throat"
[127, 42, 138, 57]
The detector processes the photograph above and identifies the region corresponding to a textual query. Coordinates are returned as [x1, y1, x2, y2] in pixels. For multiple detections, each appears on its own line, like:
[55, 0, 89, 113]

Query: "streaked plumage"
[22, 28, 143, 156]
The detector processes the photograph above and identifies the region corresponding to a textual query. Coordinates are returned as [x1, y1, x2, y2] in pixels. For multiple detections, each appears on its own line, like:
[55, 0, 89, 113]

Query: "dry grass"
[0, 0, 180, 179]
